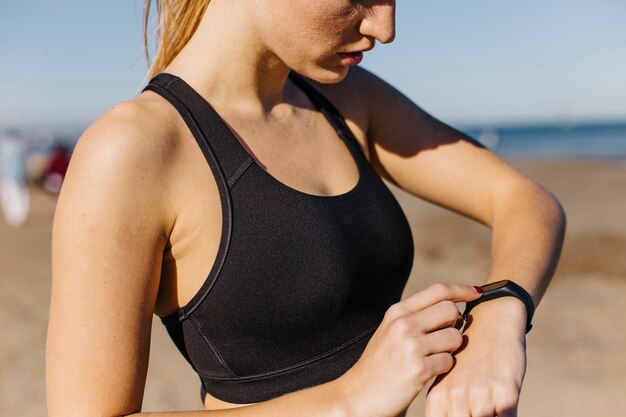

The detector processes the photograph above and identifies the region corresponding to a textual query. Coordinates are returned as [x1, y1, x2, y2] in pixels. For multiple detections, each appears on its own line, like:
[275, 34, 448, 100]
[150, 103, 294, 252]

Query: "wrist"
[326, 374, 361, 417]
[465, 297, 527, 334]
[463, 279, 535, 333]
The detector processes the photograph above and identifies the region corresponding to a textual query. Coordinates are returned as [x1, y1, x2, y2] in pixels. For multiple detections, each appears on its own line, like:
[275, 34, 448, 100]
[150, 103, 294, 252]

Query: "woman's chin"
[293, 65, 350, 84]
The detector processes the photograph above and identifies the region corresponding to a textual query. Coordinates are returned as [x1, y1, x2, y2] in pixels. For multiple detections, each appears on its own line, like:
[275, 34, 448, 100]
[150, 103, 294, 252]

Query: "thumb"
[402, 283, 484, 313]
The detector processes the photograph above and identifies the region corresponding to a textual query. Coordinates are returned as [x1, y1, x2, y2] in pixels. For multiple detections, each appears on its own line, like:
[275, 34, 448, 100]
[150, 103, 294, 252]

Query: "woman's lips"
[338, 51, 364, 67]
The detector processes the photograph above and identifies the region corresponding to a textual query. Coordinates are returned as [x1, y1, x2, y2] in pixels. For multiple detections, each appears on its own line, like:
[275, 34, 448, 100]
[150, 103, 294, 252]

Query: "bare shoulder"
[73, 92, 181, 173]
[60, 91, 185, 238]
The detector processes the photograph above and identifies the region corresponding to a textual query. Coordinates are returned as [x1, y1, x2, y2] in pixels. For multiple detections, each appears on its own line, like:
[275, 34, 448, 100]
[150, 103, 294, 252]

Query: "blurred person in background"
[41, 143, 71, 195]
[46, 1, 566, 416]
[0, 134, 30, 227]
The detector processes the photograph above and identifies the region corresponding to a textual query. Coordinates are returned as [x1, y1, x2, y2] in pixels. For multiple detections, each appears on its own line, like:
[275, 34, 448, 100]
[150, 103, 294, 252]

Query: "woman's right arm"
[46, 101, 481, 417]
[46, 101, 176, 416]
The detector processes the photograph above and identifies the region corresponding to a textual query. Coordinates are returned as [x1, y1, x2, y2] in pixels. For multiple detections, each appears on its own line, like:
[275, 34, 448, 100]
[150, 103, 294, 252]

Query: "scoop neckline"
[155, 71, 364, 199]
[250, 151, 363, 199]
[214, 76, 363, 200]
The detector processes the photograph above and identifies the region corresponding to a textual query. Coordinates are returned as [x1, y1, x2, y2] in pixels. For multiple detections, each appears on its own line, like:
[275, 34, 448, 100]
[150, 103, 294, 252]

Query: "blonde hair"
[143, 0, 211, 80]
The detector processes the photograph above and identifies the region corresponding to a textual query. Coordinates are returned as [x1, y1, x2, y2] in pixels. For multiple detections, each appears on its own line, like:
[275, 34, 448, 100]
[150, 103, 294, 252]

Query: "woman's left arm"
[353, 67, 566, 416]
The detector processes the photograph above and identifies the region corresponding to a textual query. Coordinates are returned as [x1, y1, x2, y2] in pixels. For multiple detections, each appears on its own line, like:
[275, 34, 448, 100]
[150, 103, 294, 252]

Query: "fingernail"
[473, 286, 484, 294]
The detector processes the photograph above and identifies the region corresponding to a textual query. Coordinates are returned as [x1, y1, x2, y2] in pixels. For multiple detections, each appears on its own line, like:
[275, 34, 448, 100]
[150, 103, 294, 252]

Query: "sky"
[1, 0, 625, 132]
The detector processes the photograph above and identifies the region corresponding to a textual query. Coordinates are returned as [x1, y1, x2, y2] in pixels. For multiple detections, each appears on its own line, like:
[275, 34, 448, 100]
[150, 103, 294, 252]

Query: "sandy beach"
[1, 158, 624, 416]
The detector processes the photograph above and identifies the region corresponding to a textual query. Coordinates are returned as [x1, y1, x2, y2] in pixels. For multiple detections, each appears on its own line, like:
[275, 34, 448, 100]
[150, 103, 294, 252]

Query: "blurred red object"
[42, 144, 71, 194]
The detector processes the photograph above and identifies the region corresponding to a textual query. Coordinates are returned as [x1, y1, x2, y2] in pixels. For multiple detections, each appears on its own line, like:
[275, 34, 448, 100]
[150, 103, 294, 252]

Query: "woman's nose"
[359, 1, 396, 44]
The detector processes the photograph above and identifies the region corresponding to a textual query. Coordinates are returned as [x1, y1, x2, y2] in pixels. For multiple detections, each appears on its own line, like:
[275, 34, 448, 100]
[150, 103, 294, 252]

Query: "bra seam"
[197, 321, 381, 382]
[227, 156, 254, 189]
[189, 315, 237, 377]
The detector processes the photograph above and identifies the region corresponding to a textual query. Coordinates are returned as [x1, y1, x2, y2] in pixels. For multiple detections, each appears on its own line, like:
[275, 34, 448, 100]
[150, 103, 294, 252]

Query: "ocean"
[3, 121, 626, 162]
[462, 121, 626, 160]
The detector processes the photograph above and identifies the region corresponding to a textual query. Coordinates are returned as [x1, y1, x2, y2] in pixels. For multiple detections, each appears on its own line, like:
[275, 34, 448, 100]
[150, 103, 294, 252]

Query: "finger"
[415, 301, 463, 333]
[495, 391, 520, 417]
[468, 387, 496, 417]
[448, 388, 471, 417]
[496, 404, 518, 417]
[400, 283, 482, 314]
[454, 315, 465, 330]
[426, 375, 457, 417]
[423, 352, 455, 379]
[419, 328, 464, 355]
[425, 388, 448, 417]
[470, 407, 496, 417]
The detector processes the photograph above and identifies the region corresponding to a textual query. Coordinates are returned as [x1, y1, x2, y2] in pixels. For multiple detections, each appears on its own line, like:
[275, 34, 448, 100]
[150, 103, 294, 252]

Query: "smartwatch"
[462, 280, 535, 333]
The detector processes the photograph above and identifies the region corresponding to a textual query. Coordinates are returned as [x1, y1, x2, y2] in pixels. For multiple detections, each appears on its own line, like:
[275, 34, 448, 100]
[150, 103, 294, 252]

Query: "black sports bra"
[142, 72, 414, 404]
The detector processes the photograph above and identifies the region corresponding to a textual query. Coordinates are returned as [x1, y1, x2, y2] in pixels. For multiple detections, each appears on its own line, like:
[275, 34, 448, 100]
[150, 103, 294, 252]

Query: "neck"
[163, 0, 293, 114]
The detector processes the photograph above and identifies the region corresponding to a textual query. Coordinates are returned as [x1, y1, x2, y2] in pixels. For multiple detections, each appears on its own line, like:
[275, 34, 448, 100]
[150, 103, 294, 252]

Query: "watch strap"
[462, 280, 535, 333]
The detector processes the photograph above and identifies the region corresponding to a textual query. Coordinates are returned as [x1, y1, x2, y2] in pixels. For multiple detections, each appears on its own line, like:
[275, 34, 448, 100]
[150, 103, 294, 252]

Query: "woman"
[46, 1, 565, 416]
[0, 134, 30, 227]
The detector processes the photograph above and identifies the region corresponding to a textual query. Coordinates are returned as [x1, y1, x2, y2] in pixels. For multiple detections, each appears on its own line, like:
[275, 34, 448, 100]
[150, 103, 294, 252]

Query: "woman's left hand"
[424, 301, 528, 417]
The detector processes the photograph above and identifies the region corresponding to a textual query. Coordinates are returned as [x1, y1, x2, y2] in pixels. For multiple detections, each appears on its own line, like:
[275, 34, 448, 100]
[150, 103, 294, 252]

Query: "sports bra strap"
[142, 73, 254, 187]
[142, 71, 366, 187]
[288, 72, 358, 144]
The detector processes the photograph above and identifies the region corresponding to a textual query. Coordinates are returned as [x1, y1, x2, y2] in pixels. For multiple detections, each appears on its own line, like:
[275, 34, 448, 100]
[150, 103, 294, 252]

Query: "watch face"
[481, 280, 509, 292]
